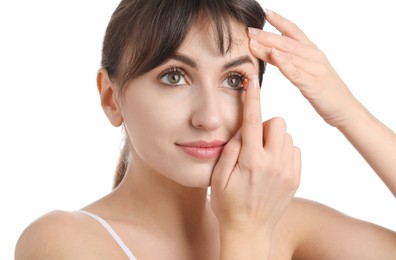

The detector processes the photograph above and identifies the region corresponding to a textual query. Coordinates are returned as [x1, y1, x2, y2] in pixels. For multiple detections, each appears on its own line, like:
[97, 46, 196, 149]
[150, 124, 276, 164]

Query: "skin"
[248, 9, 396, 197]
[15, 10, 396, 260]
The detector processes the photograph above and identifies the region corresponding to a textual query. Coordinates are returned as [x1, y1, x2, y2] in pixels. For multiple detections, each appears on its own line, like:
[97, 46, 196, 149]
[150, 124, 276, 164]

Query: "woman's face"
[121, 20, 259, 188]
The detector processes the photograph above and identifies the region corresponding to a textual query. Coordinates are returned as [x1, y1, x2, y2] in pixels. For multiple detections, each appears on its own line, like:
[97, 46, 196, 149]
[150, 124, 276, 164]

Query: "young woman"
[15, 0, 396, 259]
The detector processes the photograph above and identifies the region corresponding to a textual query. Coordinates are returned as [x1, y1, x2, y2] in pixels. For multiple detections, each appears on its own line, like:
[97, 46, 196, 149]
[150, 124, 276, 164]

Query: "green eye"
[222, 73, 245, 91]
[166, 71, 182, 84]
[159, 68, 186, 86]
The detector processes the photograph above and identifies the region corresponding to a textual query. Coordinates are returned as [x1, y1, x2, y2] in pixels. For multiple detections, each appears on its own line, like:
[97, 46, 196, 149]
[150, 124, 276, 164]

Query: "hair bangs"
[102, 0, 266, 93]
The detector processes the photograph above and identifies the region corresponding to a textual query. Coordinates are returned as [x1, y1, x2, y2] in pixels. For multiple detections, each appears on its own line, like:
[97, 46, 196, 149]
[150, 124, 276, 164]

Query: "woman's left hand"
[248, 9, 361, 128]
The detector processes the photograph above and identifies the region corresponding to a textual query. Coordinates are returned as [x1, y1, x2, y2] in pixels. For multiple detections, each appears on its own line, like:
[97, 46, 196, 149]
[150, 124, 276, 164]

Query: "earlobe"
[97, 68, 123, 127]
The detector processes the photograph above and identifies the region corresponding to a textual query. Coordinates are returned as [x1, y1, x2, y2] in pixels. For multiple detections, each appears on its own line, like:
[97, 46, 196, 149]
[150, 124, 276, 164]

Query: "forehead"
[179, 18, 250, 59]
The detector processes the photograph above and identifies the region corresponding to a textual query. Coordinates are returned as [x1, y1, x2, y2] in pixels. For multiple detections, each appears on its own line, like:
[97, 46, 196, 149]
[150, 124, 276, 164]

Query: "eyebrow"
[171, 53, 254, 71]
[223, 55, 254, 70]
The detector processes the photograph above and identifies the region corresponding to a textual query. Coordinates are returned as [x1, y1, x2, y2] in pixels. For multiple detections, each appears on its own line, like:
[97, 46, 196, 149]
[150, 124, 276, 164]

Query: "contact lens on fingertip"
[242, 78, 249, 90]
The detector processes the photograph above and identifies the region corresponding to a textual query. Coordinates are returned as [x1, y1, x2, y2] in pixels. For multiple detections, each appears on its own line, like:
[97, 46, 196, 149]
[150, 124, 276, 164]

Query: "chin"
[174, 166, 214, 189]
[158, 155, 218, 188]
[177, 176, 212, 189]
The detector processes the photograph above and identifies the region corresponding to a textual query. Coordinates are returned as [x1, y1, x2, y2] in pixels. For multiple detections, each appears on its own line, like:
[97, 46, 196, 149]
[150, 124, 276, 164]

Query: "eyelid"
[158, 66, 186, 79]
[227, 71, 246, 79]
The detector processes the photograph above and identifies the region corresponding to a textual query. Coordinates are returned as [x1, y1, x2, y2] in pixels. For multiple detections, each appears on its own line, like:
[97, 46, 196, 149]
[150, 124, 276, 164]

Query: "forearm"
[218, 225, 271, 260]
[336, 100, 396, 197]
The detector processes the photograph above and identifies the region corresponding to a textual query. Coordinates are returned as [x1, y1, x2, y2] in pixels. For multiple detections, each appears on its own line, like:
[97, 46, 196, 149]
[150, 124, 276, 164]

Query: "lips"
[177, 141, 226, 160]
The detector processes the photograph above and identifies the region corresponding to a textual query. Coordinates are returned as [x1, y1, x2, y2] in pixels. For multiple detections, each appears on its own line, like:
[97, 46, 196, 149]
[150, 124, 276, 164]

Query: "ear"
[97, 68, 123, 127]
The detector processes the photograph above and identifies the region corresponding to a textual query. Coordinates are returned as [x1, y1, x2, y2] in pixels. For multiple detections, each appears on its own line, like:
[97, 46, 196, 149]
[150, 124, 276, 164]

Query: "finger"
[249, 29, 317, 59]
[270, 48, 327, 88]
[281, 134, 301, 194]
[241, 75, 263, 149]
[270, 49, 328, 77]
[264, 9, 312, 44]
[263, 117, 287, 155]
[249, 38, 272, 63]
[211, 130, 242, 190]
[293, 146, 302, 187]
[270, 48, 310, 85]
[249, 37, 318, 71]
[250, 45, 318, 89]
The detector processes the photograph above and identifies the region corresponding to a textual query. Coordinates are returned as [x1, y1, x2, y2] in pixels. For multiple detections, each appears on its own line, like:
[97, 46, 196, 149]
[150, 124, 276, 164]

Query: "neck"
[101, 154, 220, 258]
[112, 155, 213, 232]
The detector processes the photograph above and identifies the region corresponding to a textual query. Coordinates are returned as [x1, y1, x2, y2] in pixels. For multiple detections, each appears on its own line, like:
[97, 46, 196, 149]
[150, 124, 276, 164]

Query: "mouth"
[176, 140, 226, 160]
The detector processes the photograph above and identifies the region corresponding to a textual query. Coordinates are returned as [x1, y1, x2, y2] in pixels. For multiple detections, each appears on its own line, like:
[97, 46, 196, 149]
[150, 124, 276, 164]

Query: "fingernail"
[251, 75, 259, 89]
[250, 38, 260, 48]
[265, 8, 275, 17]
[271, 47, 280, 57]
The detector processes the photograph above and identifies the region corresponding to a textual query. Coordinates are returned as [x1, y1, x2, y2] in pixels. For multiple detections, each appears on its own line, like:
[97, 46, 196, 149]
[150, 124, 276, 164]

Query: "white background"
[1, 0, 395, 259]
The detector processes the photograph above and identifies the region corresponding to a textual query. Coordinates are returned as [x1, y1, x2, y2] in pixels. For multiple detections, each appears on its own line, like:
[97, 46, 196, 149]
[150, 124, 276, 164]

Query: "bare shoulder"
[15, 211, 86, 259]
[283, 198, 396, 260]
[15, 210, 125, 260]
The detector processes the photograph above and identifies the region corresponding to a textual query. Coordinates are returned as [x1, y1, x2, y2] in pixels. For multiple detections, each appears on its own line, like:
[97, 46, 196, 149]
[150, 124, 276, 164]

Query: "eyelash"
[158, 66, 247, 91]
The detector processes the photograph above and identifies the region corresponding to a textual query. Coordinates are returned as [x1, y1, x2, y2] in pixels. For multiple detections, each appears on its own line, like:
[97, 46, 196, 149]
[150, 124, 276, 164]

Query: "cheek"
[122, 92, 188, 149]
[219, 91, 244, 132]
[124, 103, 173, 139]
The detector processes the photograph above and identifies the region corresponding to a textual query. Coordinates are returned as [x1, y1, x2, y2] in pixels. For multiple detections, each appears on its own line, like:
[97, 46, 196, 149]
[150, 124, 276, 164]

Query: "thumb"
[211, 130, 242, 191]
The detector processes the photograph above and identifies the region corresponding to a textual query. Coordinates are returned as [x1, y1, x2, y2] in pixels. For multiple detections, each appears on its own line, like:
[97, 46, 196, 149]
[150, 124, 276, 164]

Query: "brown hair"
[100, 0, 266, 188]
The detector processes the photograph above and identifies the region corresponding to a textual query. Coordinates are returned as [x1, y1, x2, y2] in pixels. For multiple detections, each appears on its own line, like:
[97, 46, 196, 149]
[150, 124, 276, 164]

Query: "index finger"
[265, 9, 312, 45]
[241, 75, 263, 149]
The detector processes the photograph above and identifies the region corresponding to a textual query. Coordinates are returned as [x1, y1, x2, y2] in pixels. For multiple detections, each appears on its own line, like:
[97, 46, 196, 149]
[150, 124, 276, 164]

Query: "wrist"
[325, 96, 368, 130]
[218, 223, 273, 260]
[333, 99, 372, 132]
[218, 221, 274, 235]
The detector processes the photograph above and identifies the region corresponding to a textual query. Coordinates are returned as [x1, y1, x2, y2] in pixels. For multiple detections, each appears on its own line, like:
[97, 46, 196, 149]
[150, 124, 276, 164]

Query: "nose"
[191, 90, 222, 131]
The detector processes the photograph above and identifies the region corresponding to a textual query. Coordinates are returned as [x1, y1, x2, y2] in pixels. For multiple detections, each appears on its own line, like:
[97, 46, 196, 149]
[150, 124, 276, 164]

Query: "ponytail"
[113, 138, 130, 189]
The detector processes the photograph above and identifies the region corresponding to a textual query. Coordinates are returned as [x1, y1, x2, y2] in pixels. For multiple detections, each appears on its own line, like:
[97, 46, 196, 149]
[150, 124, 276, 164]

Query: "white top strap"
[78, 210, 136, 260]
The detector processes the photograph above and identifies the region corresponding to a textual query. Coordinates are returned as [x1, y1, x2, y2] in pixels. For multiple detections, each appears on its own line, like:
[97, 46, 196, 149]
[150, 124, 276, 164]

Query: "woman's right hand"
[210, 76, 301, 258]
